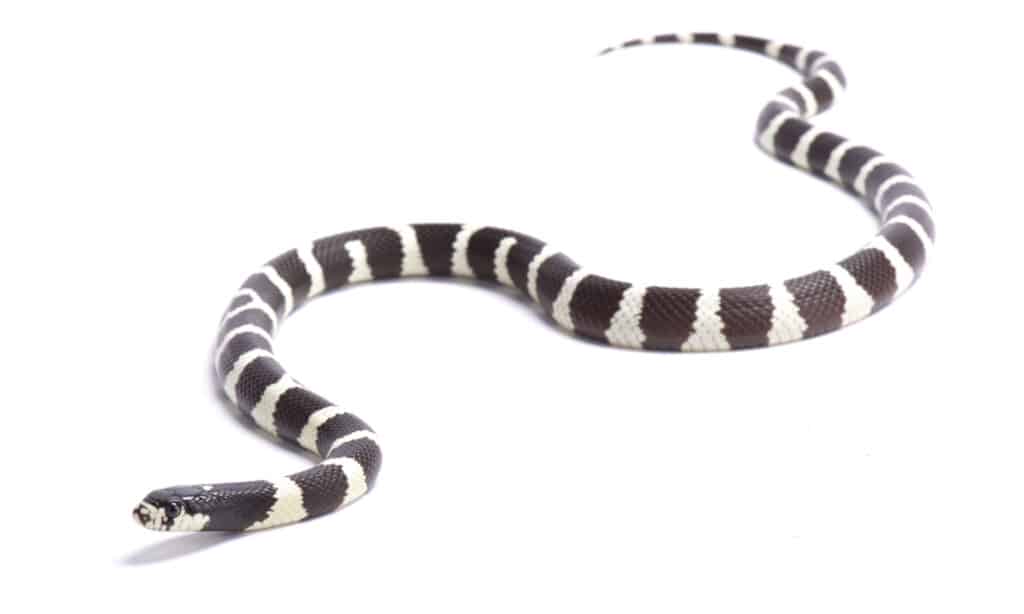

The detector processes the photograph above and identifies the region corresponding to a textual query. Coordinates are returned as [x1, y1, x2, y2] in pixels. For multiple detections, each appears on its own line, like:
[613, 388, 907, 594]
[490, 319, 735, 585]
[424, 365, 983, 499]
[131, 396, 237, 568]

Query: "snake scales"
[133, 33, 933, 532]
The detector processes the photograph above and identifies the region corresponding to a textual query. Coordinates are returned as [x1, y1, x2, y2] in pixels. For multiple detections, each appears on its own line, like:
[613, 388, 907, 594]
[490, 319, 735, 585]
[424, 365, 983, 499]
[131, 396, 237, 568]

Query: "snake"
[133, 33, 933, 532]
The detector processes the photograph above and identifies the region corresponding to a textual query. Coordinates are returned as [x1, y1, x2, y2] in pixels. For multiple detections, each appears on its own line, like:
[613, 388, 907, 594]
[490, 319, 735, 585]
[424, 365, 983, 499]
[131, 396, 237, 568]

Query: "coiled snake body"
[133, 33, 933, 532]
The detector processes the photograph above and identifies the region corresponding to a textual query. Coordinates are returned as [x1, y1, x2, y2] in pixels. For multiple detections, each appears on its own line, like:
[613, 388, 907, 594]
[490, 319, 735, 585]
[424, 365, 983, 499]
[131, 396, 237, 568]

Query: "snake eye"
[165, 501, 182, 518]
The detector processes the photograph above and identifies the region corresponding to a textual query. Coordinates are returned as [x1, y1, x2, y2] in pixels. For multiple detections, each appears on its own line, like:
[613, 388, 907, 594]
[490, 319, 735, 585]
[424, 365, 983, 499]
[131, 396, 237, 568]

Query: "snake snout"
[132, 499, 167, 530]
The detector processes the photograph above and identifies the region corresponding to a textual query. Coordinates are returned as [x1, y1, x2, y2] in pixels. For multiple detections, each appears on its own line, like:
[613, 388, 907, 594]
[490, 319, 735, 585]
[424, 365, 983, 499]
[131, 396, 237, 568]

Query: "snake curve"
[133, 33, 934, 532]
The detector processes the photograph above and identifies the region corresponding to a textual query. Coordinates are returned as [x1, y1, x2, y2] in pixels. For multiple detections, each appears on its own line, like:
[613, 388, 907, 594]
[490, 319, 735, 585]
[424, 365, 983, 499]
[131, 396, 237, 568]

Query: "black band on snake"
[133, 33, 933, 532]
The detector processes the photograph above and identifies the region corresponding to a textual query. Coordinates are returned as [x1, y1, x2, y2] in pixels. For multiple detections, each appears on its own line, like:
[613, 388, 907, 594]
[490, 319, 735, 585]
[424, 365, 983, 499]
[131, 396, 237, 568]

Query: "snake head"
[133, 485, 213, 531]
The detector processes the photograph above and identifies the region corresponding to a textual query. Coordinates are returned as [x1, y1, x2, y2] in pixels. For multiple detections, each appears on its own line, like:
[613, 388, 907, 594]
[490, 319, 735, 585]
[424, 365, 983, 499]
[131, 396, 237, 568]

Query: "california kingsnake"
[133, 33, 933, 532]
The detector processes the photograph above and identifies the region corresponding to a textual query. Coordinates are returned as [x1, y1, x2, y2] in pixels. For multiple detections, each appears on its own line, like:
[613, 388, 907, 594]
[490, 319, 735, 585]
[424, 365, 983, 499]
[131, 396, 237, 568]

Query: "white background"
[2, 1, 1021, 611]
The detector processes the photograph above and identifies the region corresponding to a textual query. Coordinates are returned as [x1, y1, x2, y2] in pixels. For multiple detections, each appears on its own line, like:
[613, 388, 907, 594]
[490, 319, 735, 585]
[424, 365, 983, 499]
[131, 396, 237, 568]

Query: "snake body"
[133, 33, 933, 532]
